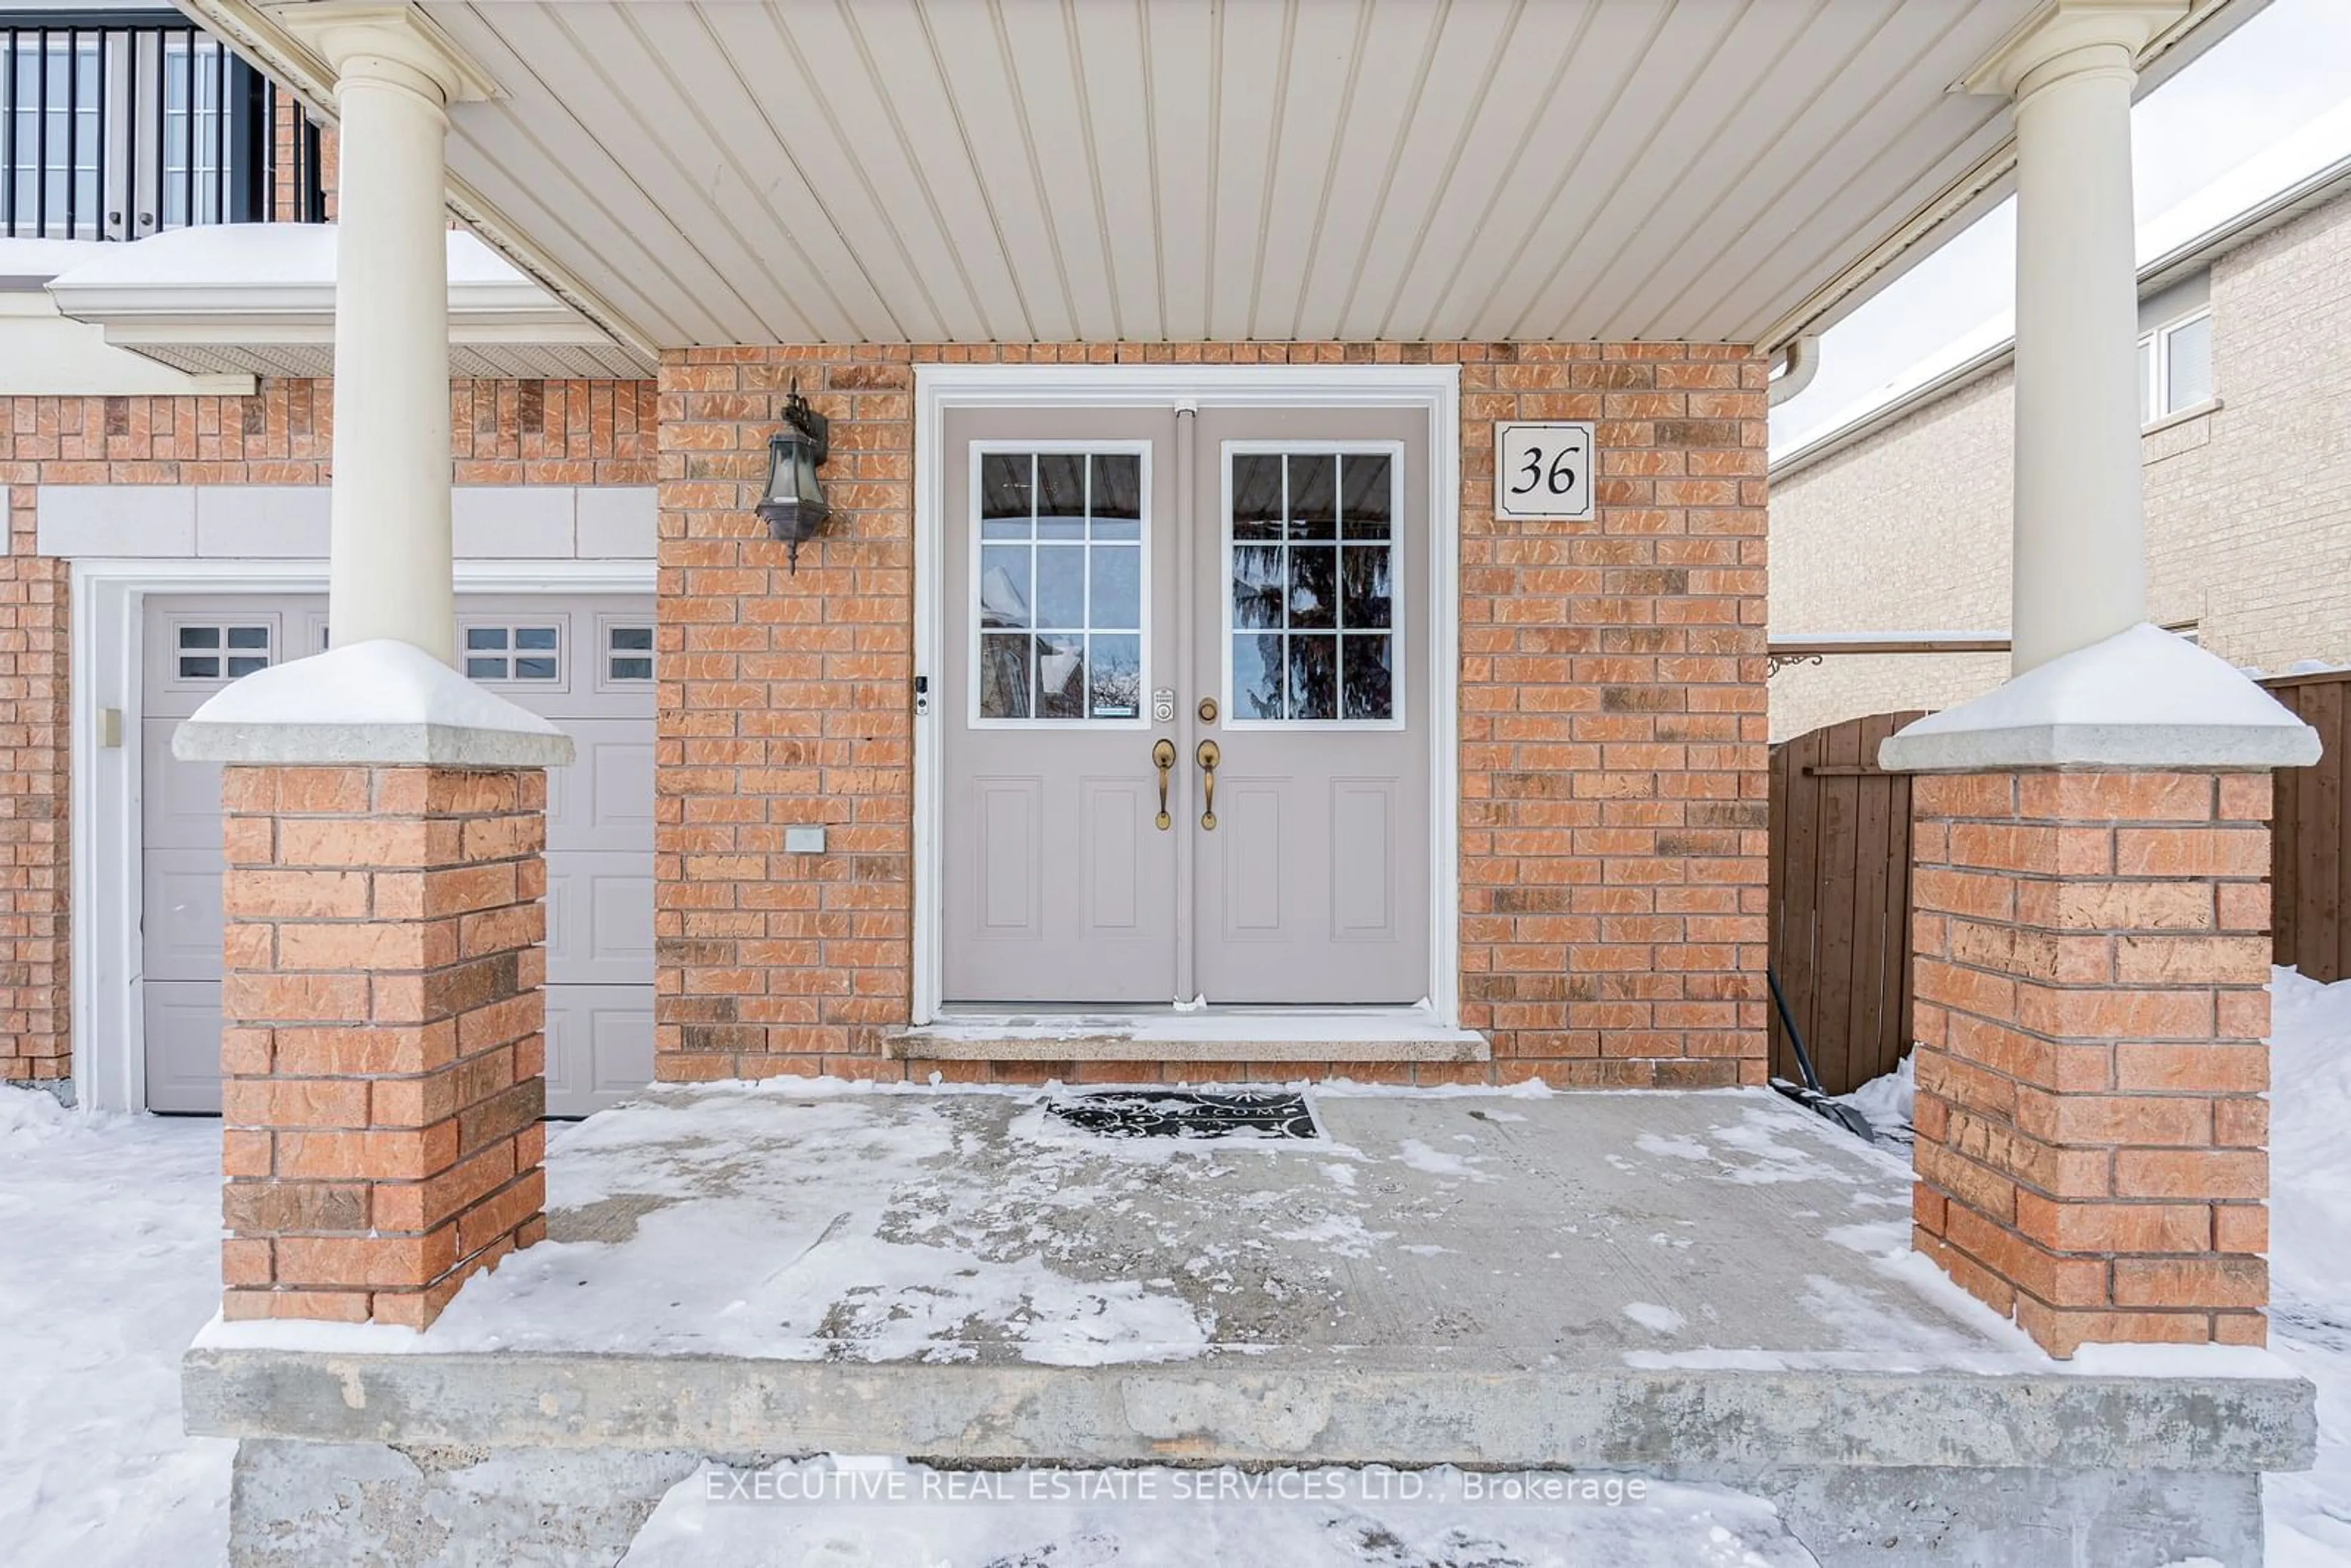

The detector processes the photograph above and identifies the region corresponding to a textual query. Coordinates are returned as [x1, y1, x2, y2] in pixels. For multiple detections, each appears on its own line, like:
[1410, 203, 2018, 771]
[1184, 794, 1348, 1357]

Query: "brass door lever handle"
[1152, 738, 1176, 830]
[1196, 739, 1220, 830]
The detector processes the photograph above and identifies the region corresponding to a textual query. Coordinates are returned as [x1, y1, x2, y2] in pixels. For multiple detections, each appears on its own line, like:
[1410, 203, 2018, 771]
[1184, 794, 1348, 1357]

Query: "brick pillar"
[1908, 768, 2272, 1356]
[218, 764, 549, 1327]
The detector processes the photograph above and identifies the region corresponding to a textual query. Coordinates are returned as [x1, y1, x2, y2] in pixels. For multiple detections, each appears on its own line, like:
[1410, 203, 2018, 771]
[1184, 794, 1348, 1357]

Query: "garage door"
[141, 592, 657, 1116]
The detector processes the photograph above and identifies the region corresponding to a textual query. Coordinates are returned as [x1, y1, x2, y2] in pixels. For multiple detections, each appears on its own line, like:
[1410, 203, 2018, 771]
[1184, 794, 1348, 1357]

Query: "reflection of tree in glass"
[1089, 635, 1141, 718]
[1236, 632, 1284, 719]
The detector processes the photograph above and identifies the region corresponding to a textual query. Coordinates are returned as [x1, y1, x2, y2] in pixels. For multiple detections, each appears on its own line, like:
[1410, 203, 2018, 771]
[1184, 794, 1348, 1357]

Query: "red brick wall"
[0, 378, 654, 1087]
[1909, 769, 2273, 1354]
[0, 488, 68, 1085]
[655, 343, 1769, 1087]
[1461, 345, 1770, 1085]
[217, 764, 549, 1327]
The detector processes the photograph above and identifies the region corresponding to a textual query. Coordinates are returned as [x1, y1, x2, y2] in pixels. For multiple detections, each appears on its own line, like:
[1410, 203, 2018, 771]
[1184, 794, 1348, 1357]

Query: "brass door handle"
[1152, 738, 1176, 830]
[1196, 739, 1220, 830]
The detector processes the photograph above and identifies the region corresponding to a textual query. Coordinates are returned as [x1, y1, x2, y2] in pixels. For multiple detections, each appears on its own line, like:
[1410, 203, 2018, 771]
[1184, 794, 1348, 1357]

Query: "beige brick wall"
[1769, 192, 2351, 741]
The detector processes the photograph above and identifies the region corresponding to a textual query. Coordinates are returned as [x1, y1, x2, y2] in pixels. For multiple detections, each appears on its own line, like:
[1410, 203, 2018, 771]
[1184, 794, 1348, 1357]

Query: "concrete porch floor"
[187, 1084, 2317, 1567]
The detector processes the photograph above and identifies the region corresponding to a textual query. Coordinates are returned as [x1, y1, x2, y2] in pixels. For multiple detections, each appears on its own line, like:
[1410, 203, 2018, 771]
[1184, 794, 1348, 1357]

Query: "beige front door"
[940, 403, 1430, 1008]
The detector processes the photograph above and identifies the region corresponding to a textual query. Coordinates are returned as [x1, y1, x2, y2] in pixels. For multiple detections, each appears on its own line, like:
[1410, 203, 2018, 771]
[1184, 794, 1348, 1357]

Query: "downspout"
[1768, 334, 1821, 407]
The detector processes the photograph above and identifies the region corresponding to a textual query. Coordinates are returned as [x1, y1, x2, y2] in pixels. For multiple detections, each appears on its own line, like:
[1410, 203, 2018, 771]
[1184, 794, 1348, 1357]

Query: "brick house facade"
[1, 342, 1772, 1095]
[0, 0, 2307, 1381]
[652, 343, 1769, 1088]
[0, 380, 655, 1091]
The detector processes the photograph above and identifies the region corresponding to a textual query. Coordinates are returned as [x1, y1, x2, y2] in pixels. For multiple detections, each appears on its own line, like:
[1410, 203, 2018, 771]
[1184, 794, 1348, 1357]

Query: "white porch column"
[277, 5, 497, 664]
[1967, 2, 2184, 675]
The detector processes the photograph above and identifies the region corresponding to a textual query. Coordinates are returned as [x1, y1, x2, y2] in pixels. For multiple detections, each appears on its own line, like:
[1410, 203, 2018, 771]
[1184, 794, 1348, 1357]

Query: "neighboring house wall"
[0, 378, 657, 1088]
[1769, 191, 2351, 740]
[656, 342, 1771, 1089]
[1769, 369, 2014, 738]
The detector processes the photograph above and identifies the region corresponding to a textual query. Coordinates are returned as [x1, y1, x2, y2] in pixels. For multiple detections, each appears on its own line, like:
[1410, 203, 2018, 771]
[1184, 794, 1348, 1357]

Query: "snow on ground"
[618, 1457, 1813, 1568]
[4, 965, 2351, 1562]
[0, 1090, 228, 1566]
[2265, 966, 2351, 1564]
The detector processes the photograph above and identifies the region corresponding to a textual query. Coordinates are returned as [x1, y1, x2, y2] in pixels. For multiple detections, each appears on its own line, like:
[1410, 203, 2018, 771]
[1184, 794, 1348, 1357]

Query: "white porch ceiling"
[244, 0, 2254, 351]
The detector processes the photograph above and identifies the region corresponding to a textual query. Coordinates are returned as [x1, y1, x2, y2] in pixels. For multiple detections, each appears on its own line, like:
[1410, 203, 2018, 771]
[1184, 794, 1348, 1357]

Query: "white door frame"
[69, 557, 657, 1113]
[912, 364, 1463, 1027]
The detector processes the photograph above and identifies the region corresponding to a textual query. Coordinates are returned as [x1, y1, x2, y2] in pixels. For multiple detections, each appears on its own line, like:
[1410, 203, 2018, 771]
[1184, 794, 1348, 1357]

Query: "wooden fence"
[2264, 669, 2351, 984]
[1766, 711, 1924, 1096]
[1767, 675, 2351, 1094]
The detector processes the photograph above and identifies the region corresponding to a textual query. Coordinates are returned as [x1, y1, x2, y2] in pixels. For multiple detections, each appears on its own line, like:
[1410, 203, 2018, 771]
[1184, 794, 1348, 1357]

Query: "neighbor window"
[2139, 308, 2213, 422]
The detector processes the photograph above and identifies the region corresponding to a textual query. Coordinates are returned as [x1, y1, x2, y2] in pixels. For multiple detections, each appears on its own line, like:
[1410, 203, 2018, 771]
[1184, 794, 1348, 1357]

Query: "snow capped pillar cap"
[1878, 623, 2321, 773]
[171, 639, 576, 769]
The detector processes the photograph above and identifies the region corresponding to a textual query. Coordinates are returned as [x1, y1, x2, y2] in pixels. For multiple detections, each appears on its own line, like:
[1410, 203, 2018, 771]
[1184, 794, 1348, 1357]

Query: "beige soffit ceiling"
[188, 0, 2263, 352]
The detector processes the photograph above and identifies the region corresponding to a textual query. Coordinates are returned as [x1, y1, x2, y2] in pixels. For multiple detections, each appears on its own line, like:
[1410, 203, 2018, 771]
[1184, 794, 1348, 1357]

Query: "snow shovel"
[1766, 966, 1878, 1143]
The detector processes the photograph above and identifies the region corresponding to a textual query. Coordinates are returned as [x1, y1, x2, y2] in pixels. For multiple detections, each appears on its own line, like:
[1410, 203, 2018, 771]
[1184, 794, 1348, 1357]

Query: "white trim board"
[37, 484, 658, 563]
[910, 364, 1463, 1030]
[67, 557, 657, 1114]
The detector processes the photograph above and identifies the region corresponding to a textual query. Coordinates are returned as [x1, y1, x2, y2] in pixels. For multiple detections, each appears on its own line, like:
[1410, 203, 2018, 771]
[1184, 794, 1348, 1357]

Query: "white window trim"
[2139, 304, 2213, 428]
[66, 557, 654, 1114]
[964, 439, 1154, 731]
[911, 363, 1463, 1030]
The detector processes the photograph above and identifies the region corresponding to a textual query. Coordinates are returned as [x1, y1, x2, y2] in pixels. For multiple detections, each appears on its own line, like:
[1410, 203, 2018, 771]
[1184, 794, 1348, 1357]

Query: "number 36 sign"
[1494, 421, 1595, 522]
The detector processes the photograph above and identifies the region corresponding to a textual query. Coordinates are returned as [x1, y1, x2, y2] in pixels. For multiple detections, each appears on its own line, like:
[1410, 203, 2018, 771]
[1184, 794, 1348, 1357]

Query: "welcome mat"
[1045, 1089, 1321, 1140]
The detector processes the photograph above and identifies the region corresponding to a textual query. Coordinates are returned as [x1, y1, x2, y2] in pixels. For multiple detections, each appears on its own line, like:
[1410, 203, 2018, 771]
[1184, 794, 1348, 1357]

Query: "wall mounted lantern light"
[757, 379, 831, 571]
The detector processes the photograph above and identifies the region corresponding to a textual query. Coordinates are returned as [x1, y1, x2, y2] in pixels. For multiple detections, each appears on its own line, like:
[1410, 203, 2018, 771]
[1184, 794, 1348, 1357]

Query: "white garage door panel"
[547, 719, 655, 852]
[144, 850, 229, 984]
[143, 717, 230, 850]
[544, 855, 656, 985]
[140, 591, 658, 1117]
[145, 983, 225, 1114]
[543, 989, 658, 1106]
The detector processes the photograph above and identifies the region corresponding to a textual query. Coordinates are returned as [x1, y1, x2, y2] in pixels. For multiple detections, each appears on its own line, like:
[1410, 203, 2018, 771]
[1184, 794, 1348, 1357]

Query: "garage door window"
[174, 623, 271, 681]
[604, 624, 653, 683]
[464, 625, 562, 682]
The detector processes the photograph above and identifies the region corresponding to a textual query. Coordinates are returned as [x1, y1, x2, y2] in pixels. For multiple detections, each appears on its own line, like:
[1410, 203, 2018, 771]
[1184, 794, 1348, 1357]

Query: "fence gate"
[2264, 669, 2351, 985]
[1767, 711, 1924, 1097]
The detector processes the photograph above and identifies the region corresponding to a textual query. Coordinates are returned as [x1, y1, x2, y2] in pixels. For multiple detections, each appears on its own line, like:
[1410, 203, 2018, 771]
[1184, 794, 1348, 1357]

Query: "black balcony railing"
[3, 10, 326, 241]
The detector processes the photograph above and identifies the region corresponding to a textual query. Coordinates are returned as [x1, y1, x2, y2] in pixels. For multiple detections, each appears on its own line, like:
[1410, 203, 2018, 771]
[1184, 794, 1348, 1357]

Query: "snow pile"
[2266, 965, 2351, 1566]
[620, 1457, 1813, 1567]
[1881, 623, 2319, 771]
[1838, 1054, 1914, 1136]
[0, 1089, 230, 1565]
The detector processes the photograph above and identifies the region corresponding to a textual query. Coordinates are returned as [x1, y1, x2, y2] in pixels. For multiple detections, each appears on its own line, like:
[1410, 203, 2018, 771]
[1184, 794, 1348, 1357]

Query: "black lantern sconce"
[757, 379, 831, 571]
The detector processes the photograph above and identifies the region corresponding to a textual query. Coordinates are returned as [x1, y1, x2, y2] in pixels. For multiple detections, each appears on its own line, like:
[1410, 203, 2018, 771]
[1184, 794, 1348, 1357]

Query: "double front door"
[941, 404, 1430, 1007]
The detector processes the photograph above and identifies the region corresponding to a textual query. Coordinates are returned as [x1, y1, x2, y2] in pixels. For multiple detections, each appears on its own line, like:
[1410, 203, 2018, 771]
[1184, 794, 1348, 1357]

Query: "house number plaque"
[1494, 421, 1595, 522]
